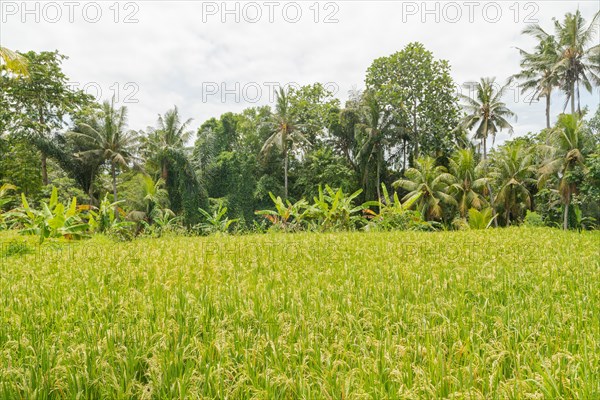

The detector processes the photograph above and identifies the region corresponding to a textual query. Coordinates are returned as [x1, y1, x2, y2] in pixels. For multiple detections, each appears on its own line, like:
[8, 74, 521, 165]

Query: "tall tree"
[143, 106, 193, 181]
[523, 11, 600, 115]
[73, 99, 139, 206]
[261, 87, 308, 199]
[4, 51, 92, 184]
[366, 42, 460, 164]
[539, 114, 589, 230]
[355, 90, 395, 201]
[447, 148, 488, 218]
[489, 143, 537, 226]
[514, 35, 562, 128]
[459, 77, 516, 160]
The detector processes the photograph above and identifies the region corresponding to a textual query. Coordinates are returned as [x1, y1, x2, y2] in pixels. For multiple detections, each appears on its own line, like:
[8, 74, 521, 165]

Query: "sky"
[1, 0, 599, 145]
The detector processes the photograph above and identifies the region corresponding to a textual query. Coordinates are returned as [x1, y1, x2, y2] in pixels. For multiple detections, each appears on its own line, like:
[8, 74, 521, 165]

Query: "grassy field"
[0, 228, 598, 399]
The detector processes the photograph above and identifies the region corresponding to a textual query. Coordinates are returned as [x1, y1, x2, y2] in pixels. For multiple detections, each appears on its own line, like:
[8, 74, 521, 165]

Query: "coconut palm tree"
[0, 47, 28, 75]
[355, 90, 395, 201]
[128, 175, 170, 223]
[73, 99, 139, 206]
[446, 148, 488, 218]
[489, 143, 537, 226]
[539, 114, 588, 230]
[459, 77, 516, 160]
[514, 35, 562, 129]
[393, 156, 456, 221]
[523, 10, 600, 115]
[142, 106, 193, 182]
[261, 87, 308, 199]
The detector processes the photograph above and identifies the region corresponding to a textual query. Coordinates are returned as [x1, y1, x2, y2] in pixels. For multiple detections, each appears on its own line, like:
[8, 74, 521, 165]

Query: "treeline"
[0, 10, 599, 238]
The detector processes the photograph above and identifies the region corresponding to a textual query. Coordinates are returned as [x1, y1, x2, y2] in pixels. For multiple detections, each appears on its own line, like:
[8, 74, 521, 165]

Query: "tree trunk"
[161, 162, 168, 181]
[412, 109, 419, 161]
[88, 185, 94, 207]
[376, 155, 381, 201]
[482, 136, 487, 160]
[563, 193, 570, 231]
[39, 107, 48, 186]
[111, 163, 119, 218]
[545, 94, 551, 129]
[402, 139, 407, 172]
[576, 79, 581, 116]
[283, 148, 288, 200]
[570, 81, 575, 115]
[41, 152, 48, 185]
[488, 183, 498, 228]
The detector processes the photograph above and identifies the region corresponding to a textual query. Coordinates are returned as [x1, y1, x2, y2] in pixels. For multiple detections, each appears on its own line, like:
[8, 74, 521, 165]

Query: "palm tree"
[489, 143, 537, 226]
[539, 114, 588, 230]
[128, 175, 170, 222]
[446, 148, 488, 218]
[514, 35, 561, 128]
[393, 156, 456, 221]
[73, 99, 139, 206]
[459, 77, 516, 160]
[0, 47, 28, 75]
[356, 90, 395, 201]
[143, 106, 193, 182]
[523, 11, 600, 115]
[261, 88, 307, 199]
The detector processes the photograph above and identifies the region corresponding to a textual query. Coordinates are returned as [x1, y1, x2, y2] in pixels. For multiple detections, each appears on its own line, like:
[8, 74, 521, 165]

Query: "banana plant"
[197, 203, 239, 235]
[363, 183, 425, 231]
[5, 187, 90, 242]
[255, 193, 309, 232]
[306, 185, 365, 231]
[87, 194, 134, 237]
[0, 183, 17, 229]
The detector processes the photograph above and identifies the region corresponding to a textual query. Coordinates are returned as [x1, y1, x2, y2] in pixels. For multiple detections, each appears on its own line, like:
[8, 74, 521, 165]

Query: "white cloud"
[2, 0, 599, 145]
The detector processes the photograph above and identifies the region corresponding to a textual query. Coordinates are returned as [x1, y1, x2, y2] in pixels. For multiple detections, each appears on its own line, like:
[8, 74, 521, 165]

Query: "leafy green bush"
[363, 184, 428, 231]
[451, 217, 470, 231]
[523, 210, 545, 227]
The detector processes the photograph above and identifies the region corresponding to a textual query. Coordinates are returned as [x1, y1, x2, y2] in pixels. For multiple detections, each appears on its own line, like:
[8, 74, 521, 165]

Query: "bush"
[523, 210, 545, 227]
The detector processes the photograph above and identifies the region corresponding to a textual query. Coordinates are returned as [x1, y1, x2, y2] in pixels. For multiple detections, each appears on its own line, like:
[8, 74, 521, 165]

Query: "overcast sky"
[2, 1, 599, 145]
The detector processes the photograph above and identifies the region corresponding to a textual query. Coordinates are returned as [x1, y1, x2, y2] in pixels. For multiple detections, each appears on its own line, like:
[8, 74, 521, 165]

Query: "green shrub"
[523, 210, 545, 227]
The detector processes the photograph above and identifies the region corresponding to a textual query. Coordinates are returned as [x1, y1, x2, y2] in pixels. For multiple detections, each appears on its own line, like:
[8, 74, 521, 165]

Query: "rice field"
[0, 228, 599, 399]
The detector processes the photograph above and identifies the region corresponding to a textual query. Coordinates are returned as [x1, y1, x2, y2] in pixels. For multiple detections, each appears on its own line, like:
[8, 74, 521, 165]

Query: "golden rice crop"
[0, 228, 598, 398]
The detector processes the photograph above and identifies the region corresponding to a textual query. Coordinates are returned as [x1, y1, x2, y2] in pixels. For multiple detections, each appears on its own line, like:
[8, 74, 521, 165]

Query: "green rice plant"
[0, 228, 598, 398]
